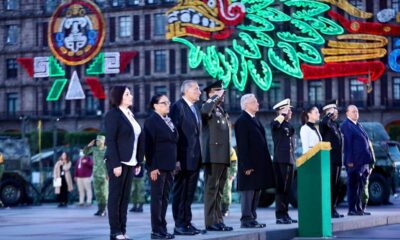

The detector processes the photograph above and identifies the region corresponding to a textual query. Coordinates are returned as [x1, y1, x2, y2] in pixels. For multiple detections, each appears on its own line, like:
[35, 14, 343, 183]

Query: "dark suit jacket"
[170, 98, 202, 171]
[104, 107, 144, 173]
[340, 118, 374, 171]
[320, 115, 343, 166]
[144, 112, 179, 172]
[271, 119, 295, 165]
[234, 111, 275, 191]
[201, 95, 230, 165]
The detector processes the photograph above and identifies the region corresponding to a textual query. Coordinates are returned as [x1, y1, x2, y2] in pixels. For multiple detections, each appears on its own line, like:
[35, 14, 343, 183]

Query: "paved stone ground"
[0, 196, 399, 240]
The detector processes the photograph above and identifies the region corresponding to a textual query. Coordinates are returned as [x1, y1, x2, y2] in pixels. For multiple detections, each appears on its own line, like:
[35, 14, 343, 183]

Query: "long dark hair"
[149, 94, 167, 110]
[109, 85, 128, 108]
[301, 105, 317, 125]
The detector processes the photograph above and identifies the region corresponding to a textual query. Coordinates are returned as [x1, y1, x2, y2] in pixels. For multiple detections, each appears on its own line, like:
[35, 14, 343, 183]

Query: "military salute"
[201, 80, 233, 232]
[319, 100, 344, 218]
[271, 99, 297, 224]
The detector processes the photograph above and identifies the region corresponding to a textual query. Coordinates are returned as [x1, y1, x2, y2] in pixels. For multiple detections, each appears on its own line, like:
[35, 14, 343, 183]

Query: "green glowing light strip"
[46, 79, 68, 101]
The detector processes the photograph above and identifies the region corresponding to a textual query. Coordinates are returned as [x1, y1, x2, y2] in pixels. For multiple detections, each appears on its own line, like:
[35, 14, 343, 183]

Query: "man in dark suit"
[320, 100, 344, 218]
[201, 80, 233, 232]
[170, 80, 203, 235]
[271, 98, 297, 224]
[340, 105, 374, 216]
[235, 94, 275, 228]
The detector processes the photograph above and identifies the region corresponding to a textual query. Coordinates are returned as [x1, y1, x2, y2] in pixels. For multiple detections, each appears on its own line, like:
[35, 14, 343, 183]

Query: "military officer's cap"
[322, 99, 338, 111]
[273, 98, 292, 111]
[203, 80, 224, 93]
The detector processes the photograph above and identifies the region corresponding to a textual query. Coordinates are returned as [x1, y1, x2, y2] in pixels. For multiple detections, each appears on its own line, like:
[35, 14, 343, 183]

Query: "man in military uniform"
[201, 80, 233, 231]
[320, 100, 345, 218]
[129, 166, 145, 212]
[221, 147, 238, 217]
[271, 99, 297, 224]
[84, 135, 107, 216]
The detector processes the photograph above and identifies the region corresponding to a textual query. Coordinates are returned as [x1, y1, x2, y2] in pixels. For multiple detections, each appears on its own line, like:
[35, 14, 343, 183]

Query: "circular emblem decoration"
[48, 0, 105, 66]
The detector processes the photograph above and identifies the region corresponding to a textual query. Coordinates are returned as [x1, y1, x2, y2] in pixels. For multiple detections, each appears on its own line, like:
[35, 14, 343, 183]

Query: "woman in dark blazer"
[105, 86, 144, 240]
[145, 94, 178, 239]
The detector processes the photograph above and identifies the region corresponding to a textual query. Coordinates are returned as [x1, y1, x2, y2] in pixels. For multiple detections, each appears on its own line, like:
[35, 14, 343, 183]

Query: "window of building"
[350, 79, 365, 106]
[133, 15, 140, 41]
[268, 81, 282, 108]
[42, 22, 48, 46]
[133, 53, 140, 76]
[154, 86, 167, 95]
[146, 0, 159, 4]
[393, 77, 400, 100]
[154, 13, 166, 36]
[181, 48, 187, 74]
[392, 0, 400, 10]
[154, 50, 166, 73]
[349, 0, 363, 9]
[144, 14, 151, 40]
[308, 80, 323, 105]
[109, 17, 116, 42]
[119, 16, 132, 37]
[145, 51, 151, 75]
[127, 0, 140, 6]
[6, 25, 19, 44]
[45, 0, 60, 14]
[110, 0, 124, 7]
[6, 59, 18, 79]
[169, 49, 176, 74]
[51, 101, 62, 116]
[5, 0, 19, 10]
[95, 0, 106, 8]
[85, 91, 97, 115]
[7, 93, 19, 115]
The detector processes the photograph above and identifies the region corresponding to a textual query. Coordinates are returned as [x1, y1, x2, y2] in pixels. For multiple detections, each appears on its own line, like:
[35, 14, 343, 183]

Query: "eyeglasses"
[158, 101, 171, 106]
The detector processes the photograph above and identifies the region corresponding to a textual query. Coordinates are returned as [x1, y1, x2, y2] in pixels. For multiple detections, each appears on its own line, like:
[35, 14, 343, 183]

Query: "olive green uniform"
[221, 148, 238, 213]
[361, 141, 376, 210]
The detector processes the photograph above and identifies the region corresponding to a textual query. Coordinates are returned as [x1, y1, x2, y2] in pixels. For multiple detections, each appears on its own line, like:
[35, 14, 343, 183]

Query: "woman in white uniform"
[300, 106, 322, 154]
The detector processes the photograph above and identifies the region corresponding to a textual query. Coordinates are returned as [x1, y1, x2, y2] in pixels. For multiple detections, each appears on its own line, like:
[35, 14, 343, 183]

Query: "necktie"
[164, 116, 175, 132]
[190, 105, 199, 124]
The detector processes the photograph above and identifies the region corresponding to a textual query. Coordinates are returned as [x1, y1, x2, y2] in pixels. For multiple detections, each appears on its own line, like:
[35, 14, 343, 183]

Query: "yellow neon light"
[318, 0, 373, 18]
[322, 48, 387, 62]
[327, 34, 388, 49]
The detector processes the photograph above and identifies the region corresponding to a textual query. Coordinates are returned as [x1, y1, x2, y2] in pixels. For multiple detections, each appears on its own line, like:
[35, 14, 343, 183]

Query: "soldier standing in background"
[129, 166, 146, 212]
[271, 99, 297, 224]
[221, 147, 238, 217]
[84, 135, 108, 216]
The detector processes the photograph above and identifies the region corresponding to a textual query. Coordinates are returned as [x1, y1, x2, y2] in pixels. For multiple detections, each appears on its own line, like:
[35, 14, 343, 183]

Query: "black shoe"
[287, 217, 298, 223]
[173, 226, 196, 236]
[332, 211, 344, 218]
[129, 204, 137, 212]
[188, 224, 205, 234]
[348, 210, 363, 216]
[136, 203, 143, 212]
[94, 210, 106, 216]
[220, 223, 234, 231]
[362, 211, 371, 215]
[276, 218, 291, 224]
[165, 233, 175, 239]
[250, 220, 266, 228]
[151, 232, 167, 239]
[241, 221, 265, 228]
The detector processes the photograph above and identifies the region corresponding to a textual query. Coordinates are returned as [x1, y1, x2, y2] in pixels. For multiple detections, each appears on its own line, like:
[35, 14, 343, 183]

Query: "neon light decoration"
[65, 71, 85, 100]
[389, 39, 400, 73]
[46, 79, 68, 101]
[16, 58, 34, 77]
[86, 77, 106, 99]
[48, 0, 106, 66]
[168, 0, 394, 91]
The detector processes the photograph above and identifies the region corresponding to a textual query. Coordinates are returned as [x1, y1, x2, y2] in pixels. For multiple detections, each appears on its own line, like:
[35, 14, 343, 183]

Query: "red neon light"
[86, 77, 106, 99]
[301, 61, 385, 83]
[16, 58, 34, 77]
[328, 10, 400, 36]
[119, 51, 137, 73]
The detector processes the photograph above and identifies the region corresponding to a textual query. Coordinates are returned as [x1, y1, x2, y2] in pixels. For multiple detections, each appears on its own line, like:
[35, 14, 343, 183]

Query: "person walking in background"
[221, 147, 238, 217]
[170, 80, 203, 236]
[234, 94, 275, 229]
[340, 105, 374, 216]
[145, 94, 178, 239]
[201, 80, 233, 232]
[271, 99, 297, 224]
[319, 100, 344, 218]
[84, 135, 108, 216]
[300, 105, 322, 154]
[53, 151, 74, 207]
[74, 149, 93, 207]
[129, 165, 146, 213]
[105, 86, 144, 240]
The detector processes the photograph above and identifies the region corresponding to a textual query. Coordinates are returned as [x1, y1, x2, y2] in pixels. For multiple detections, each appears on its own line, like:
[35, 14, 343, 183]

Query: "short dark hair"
[109, 86, 128, 107]
[149, 94, 167, 110]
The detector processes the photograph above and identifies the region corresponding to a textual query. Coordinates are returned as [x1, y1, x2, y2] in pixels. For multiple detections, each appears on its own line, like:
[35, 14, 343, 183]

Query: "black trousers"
[273, 163, 294, 219]
[204, 163, 227, 226]
[151, 170, 173, 234]
[107, 164, 134, 235]
[347, 168, 368, 212]
[331, 165, 341, 213]
[57, 176, 68, 204]
[240, 190, 261, 223]
[172, 169, 199, 227]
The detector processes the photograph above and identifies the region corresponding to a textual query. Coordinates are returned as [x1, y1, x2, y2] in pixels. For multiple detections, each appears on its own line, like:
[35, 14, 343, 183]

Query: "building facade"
[0, 0, 400, 136]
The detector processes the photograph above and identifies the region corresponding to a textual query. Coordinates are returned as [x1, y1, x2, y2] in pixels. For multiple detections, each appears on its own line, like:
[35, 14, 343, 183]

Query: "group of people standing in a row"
[103, 80, 375, 240]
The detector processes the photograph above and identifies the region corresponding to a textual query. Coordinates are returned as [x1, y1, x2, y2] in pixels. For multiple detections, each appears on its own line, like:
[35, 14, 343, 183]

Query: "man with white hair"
[234, 94, 275, 228]
[170, 80, 204, 235]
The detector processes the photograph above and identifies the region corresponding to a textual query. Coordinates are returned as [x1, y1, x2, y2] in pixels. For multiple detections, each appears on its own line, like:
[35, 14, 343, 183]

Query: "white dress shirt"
[300, 122, 322, 154]
[119, 106, 141, 166]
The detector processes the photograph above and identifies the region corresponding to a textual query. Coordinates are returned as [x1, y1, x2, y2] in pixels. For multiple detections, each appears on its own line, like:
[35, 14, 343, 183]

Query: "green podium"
[296, 142, 332, 237]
